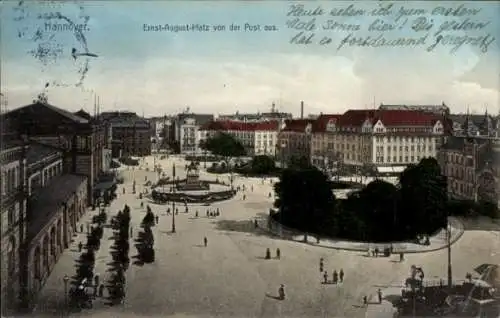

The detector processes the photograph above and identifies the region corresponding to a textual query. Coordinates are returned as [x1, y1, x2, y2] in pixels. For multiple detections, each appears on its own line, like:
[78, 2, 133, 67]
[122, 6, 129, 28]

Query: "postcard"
[1, 1, 499, 317]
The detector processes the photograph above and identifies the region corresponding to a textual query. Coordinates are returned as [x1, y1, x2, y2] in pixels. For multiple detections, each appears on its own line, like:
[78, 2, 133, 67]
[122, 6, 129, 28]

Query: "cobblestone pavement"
[28, 155, 500, 318]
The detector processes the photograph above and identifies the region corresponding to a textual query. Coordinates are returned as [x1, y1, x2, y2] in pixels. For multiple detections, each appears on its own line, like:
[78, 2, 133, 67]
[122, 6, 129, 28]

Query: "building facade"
[1, 137, 28, 315]
[100, 111, 151, 157]
[438, 136, 498, 205]
[199, 120, 280, 156]
[331, 109, 444, 174]
[3, 102, 104, 205]
[277, 119, 314, 165]
[449, 112, 498, 138]
[0, 135, 88, 314]
[310, 114, 341, 171]
[173, 113, 214, 154]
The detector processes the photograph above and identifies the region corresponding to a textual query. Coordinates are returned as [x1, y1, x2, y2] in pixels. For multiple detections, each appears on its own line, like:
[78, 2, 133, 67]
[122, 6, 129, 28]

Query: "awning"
[94, 180, 116, 191]
[377, 166, 406, 173]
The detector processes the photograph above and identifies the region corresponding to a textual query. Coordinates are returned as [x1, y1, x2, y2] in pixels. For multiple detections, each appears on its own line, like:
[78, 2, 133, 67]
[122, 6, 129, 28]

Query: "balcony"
[1, 186, 27, 209]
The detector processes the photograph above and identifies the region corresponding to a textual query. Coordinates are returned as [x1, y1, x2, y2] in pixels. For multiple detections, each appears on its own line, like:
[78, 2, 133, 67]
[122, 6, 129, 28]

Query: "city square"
[29, 155, 500, 318]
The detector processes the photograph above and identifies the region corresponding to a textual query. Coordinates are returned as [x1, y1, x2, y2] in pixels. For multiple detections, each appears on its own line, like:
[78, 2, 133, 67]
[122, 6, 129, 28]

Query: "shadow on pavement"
[461, 217, 500, 232]
[265, 293, 283, 301]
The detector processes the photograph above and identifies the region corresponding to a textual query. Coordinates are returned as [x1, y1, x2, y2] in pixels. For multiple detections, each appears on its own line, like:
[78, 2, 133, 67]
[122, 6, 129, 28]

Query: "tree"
[399, 157, 448, 236]
[168, 140, 180, 154]
[250, 155, 276, 174]
[288, 155, 311, 169]
[274, 166, 335, 235]
[203, 133, 246, 163]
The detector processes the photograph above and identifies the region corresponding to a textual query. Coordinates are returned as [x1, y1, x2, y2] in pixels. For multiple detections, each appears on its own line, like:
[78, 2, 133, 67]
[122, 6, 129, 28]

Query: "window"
[405, 156, 408, 162]
[8, 208, 15, 226]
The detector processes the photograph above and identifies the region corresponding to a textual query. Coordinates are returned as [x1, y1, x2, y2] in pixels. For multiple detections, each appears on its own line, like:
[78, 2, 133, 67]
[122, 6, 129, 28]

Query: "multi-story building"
[100, 111, 151, 157]
[449, 112, 497, 137]
[379, 102, 450, 116]
[173, 112, 214, 154]
[310, 114, 341, 171]
[1, 136, 28, 315]
[0, 132, 88, 314]
[2, 101, 106, 205]
[199, 120, 280, 156]
[438, 136, 498, 205]
[277, 119, 314, 165]
[217, 103, 292, 123]
[333, 109, 444, 175]
[21, 143, 87, 311]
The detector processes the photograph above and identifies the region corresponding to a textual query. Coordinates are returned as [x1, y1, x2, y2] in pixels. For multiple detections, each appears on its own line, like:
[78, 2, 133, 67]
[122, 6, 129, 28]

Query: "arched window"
[8, 236, 16, 276]
[34, 246, 41, 279]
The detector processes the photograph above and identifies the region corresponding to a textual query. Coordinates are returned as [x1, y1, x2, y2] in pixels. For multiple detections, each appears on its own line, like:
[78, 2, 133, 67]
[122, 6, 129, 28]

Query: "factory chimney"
[300, 101, 304, 119]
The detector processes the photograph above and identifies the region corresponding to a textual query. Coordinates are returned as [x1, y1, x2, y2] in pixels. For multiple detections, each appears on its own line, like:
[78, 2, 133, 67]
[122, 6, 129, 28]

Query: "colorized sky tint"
[1, 1, 499, 116]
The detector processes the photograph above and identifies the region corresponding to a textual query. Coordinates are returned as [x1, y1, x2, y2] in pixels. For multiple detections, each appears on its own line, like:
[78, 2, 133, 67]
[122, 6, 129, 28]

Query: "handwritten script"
[286, 3, 496, 53]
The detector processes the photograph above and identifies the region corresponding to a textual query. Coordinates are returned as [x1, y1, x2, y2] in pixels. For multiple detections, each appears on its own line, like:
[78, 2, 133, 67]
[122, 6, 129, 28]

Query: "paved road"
[31, 155, 500, 318]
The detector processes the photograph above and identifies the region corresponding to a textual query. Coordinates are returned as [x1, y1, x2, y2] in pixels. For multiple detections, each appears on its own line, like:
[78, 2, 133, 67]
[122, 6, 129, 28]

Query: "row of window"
[1, 164, 21, 195]
[375, 155, 425, 163]
[375, 145, 434, 152]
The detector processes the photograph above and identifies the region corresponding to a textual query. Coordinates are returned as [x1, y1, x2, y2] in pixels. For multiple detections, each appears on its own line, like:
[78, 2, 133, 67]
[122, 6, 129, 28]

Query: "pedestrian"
[333, 270, 338, 284]
[243, 194, 246, 200]
[78, 241, 83, 252]
[123, 188, 125, 194]
[278, 284, 285, 300]
[399, 252, 404, 262]
[206, 210, 209, 217]
[323, 271, 328, 284]
[80, 224, 84, 233]
[377, 288, 383, 304]
[276, 248, 281, 259]
[363, 295, 368, 306]
[98, 284, 105, 297]
[339, 269, 344, 282]
[94, 273, 100, 287]
[141, 201, 144, 208]
[316, 237, 320, 244]
[265, 248, 271, 260]
[374, 247, 379, 257]
[130, 227, 133, 236]
[268, 192, 271, 198]
[319, 258, 324, 272]
[254, 219, 258, 228]
[204, 236, 208, 247]
[195, 210, 199, 217]
[155, 215, 159, 224]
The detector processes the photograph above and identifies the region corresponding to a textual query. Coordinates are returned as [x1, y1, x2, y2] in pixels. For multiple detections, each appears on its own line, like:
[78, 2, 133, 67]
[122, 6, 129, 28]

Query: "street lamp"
[171, 163, 176, 233]
[63, 274, 69, 309]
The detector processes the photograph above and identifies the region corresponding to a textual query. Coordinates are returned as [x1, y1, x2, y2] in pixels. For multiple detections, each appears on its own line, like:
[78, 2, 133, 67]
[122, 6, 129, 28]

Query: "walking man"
[276, 248, 281, 260]
[204, 236, 208, 247]
[319, 258, 324, 272]
[155, 215, 159, 224]
[98, 284, 105, 297]
[377, 288, 383, 303]
[323, 271, 328, 284]
[339, 269, 344, 283]
[78, 241, 83, 252]
[80, 224, 84, 233]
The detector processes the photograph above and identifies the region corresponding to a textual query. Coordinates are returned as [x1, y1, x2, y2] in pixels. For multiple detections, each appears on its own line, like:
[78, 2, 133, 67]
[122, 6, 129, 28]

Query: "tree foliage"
[274, 166, 336, 234]
[202, 133, 246, 158]
[273, 157, 450, 242]
[250, 155, 276, 175]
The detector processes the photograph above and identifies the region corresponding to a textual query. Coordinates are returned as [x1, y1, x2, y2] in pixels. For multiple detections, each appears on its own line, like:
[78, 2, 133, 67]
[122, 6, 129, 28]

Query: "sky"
[1, 0, 499, 117]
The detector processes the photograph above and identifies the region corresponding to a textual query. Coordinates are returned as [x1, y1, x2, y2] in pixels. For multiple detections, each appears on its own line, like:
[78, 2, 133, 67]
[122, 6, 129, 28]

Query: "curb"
[259, 217, 465, 254]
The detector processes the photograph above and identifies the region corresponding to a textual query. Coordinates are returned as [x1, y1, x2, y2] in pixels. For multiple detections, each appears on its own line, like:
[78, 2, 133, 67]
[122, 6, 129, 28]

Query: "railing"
[1, 186, 26, 208]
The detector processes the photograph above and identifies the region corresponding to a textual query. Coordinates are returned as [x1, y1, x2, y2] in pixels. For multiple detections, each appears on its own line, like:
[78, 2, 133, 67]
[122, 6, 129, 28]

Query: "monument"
[177, 162, 209, 191]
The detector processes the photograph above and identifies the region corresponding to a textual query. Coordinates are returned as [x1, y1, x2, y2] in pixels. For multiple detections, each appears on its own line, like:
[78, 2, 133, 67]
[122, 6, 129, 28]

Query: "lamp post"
[63, 274, 69, 310]
[447, 221, 452, 289]
[171, 163, 176, 233]
[280, 142, 286, 169]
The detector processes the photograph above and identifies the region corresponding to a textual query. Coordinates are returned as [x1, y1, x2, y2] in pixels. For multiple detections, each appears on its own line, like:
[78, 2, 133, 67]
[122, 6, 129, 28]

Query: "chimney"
[300, 101, 304, 119]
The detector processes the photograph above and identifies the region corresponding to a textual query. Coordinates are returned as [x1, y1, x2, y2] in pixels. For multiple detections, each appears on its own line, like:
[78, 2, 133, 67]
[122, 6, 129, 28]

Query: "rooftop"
[282, 119, 315, 132]
[200, 120, 279, 131]
[26, 174, 87, 243]
[6, 101, 89, 124]
[337, 109, 441, 128]
[26, 142, 62, 165]
[311, 114, 342, 133]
